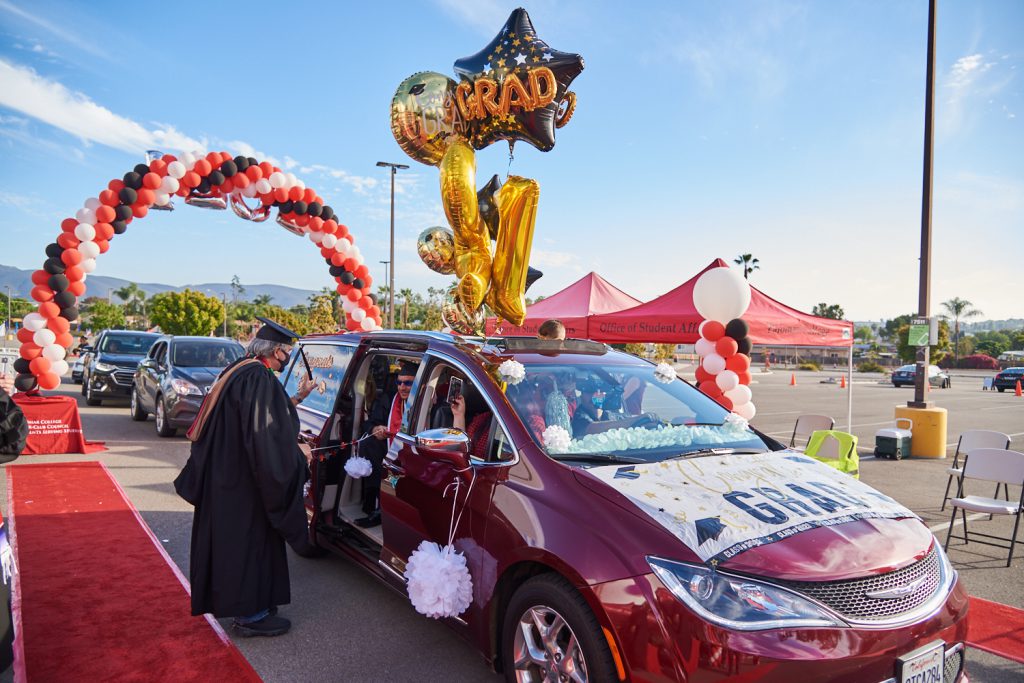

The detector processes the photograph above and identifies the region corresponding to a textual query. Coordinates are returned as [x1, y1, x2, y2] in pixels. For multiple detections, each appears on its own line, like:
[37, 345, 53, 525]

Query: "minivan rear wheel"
[501, 574, 616, 683]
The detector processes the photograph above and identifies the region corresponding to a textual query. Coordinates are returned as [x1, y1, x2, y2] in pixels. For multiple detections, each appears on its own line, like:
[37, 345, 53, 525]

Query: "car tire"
[155, 395, 176, 437]
[130, 387, 148, 421]
[85, 379, 101, 406]
[894, 448, 903, 461]
[501, 574, 617, 683]
[80, 375, 88, 396]
[998, 387, 1005, 393]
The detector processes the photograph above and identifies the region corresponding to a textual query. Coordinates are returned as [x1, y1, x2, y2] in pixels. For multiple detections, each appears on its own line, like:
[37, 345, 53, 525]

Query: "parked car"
[70, 355, 86, 384]
[891, 364, 950, 388]
[992, 366, 1024, 392]
[131, 336, 243, 436]
[81, 330, 161, 405]
[285, 332, 967, 683]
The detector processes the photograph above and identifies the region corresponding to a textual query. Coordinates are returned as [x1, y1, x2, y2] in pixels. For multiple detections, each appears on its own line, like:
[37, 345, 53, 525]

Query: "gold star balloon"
[453, 8, 584, 152]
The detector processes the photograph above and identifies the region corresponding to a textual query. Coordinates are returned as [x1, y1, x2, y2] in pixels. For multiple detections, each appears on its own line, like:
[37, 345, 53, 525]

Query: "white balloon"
[80, 272, 87, 282]
[268, 172, 286, 189]
[42, 343, 66, 362]
[78, 241, 100, 259]
[180, 151, 197, 167]
[50, 359, 70, 376]
[724, 384, 752, 406]
[284, 173, 298, 188]
[161, 176, 180, 193]
[80, 258, 97, 273]
[84, 197, 101, 210]
[255, 178, 272, 195]
[335, 238, 352, 255]
[74, 223, 96, 241]
[293, 178, 305, 191]
[694, 338, 715, 357]
[166, 161, 186, 179]
[702, 353, 726, 375]
[693, 267, 751, 323]
[75, 207, 96, 225]
[360, 317, 375, 331]
[33, 328, 56, 347]
[715, 369, 740, 392]
[242, 183, 258, 198]
[342, 299, 356, 313]
[733, 402, 756, 421]
[350, 246, 362, 261]
[322, 234, 338, 248]
[351, 308, 366, 322]
[23, 312, 45, 331]
[154, 193, 171, 207]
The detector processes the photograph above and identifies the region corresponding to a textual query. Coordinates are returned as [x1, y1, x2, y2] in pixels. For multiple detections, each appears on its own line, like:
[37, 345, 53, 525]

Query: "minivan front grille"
[775, 547, 941, 622]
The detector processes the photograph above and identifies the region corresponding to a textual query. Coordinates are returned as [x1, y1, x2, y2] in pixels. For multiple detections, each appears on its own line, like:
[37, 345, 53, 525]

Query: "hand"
[372, 425, 388, 440]
[296, 375, 314, 400]
[450, 395, 466, 419]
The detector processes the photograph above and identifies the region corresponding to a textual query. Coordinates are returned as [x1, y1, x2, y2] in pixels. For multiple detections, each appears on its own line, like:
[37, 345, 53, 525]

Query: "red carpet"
[6, 462, 261, 682]
[968, 596, 1024, 664]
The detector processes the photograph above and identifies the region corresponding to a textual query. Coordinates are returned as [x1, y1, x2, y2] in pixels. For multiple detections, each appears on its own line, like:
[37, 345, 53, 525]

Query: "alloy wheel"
[512, 604, 588, 683]
[156, 401, 165, 431]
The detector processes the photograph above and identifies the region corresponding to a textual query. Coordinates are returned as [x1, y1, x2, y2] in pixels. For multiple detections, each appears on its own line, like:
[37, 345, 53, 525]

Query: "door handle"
[383, 458, 406, 476]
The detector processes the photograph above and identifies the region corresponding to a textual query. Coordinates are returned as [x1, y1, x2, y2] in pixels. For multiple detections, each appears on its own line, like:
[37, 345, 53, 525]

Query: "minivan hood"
[582, 452, 923, 581]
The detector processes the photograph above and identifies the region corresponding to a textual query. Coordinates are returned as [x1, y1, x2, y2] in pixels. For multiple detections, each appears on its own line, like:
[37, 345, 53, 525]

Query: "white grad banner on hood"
[589, 453, 917, 564]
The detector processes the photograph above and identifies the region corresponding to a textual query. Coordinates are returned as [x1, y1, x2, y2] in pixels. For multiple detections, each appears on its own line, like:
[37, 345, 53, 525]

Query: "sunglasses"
[395, 379, 414, 386]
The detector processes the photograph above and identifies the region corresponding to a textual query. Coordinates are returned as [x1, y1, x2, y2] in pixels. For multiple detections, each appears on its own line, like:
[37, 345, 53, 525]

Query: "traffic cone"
[840, 374, 846, 389]
[790, 373, 797, 386]
[1016, 379, 1022, 397]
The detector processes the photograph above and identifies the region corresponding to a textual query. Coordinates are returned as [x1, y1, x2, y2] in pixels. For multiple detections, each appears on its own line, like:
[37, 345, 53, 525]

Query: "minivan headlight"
[647, 557, 845, 630]
[170, 379, 202, 396]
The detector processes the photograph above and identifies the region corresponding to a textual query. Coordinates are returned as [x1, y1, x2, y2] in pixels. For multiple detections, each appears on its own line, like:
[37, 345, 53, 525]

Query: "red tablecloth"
[11, 393, 106, 455]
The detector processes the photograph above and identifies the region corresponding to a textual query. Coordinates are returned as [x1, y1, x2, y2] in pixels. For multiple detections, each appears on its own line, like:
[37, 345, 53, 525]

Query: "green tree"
[149, 289, 225, 336]
[619, 343, 646, 357]
[882, 314, 914, 341]
[306, 295, 337, 333]
[653, 344, 676, 362]
[399, 288, 415, 329]
[733, 254, 760, 279]
[83, 300, 126, 332]
[812, 303, 845, 320]
[1012, 329, 1024, 351]
[230, 275, 246, 305]
[940, 297, 983, 367]
[854, 326, 874, 343]
[252, 293, 274, 307]
[114, 283, 148, 329]
[973, 330, 1011, 358]
[956, 335, 976, 359]
[897, 319, 951, 364]
[1, 293, 35, 322]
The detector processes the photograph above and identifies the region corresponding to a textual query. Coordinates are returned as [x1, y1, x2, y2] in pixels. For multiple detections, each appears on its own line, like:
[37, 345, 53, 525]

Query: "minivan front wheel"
[155, 395, 176, 437]
[130, 387, 148, 421]
[502, 574, 616, 683]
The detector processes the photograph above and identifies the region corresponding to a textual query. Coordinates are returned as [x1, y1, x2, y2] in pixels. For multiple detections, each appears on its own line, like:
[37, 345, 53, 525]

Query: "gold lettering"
[455, 82, 475, 121]
[497, 72, 534, 116]
[475, 78, 501, 117]
[528, 67, 557, 108]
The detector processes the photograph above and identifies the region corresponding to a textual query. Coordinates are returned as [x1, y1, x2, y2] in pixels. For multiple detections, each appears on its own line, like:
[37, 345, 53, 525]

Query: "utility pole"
[4, 285, 11, 338]
[222, 293, 228, 338]
[376, 161, 409, 329]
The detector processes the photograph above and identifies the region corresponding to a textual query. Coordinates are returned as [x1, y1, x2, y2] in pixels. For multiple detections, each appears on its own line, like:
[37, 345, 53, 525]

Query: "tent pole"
[847, 345, 854, 432]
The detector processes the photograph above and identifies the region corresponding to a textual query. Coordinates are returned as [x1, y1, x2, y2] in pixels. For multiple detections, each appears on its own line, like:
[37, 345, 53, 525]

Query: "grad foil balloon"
[416, 226, 457, 275]
[477, 174, 503, 241]
[486, 176, 539, 326]
[390, 72, 469, 166]
[441, 288, 486, 336]
[452, 8, 584, 153]
[440, 140, 491, 310]
[184, 191, 227, 210]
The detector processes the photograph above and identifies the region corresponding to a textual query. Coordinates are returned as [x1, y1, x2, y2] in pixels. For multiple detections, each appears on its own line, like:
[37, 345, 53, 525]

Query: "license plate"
[898, 641, 944, 683]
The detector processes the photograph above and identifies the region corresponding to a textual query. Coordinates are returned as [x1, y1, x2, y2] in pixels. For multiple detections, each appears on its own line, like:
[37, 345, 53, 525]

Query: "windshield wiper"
[666, 447, 768, 461]
[549, 453, 648, 464]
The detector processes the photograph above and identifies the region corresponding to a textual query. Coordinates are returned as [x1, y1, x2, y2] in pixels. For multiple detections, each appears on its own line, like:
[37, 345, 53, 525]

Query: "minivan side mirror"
[415, 428, 472, 471]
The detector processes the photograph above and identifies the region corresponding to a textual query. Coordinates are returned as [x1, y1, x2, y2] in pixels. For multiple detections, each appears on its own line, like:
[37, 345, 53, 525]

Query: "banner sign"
[588, 453, 916, 564]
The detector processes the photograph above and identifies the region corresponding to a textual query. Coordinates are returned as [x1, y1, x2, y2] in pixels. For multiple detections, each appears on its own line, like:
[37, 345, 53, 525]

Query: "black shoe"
[355, 511, 381, 528]
[232, 614, 291, 638]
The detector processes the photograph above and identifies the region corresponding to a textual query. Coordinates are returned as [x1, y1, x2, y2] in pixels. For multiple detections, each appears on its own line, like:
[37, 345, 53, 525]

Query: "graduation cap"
[255, 316, 300, 345]
[694, 517, 727, 545]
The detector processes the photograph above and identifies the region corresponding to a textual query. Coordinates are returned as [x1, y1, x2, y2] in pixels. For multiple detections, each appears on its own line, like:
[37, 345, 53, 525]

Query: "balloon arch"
[13, 150, 383, 393]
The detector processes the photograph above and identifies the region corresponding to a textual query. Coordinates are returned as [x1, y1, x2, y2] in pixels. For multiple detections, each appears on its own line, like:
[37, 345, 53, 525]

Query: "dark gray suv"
[82, 330, 161, 406]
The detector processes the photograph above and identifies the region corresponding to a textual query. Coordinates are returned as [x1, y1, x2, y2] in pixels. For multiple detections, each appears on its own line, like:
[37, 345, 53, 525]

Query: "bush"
[959, 354, 1000, 370]
[857, 360, 886, 373]
[798, 361, 821, 372]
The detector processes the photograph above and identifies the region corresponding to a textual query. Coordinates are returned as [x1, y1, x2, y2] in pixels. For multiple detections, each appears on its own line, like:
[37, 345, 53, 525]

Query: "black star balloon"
[453, 8, 584, 153]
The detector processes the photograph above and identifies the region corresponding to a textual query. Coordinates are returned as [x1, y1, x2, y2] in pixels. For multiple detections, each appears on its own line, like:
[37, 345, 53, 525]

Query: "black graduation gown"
[358, 390, 397, 513]
[173, 361, 309, 618]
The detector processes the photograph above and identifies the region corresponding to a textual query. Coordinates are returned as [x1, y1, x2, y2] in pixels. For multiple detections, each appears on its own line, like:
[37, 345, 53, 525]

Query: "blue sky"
[0, 0, 1020, 321]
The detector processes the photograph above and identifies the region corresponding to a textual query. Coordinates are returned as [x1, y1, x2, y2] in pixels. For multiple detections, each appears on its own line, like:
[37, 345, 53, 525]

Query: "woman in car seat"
[450, 385, 491, 460]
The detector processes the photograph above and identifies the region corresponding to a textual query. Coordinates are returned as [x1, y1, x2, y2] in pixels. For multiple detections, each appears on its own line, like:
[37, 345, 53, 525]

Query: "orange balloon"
[108, 179, 124, 192]
[65, 265, 84, 282]
[307, 217, 323, 232]
[219, 178, 234, 194]
[37, 372, 61, 391]
[183, 171, 201, 188]
[331, 253, 345, 266]
[31, 270, 50, 285]
[245, 165, 262, 181]
[55, 332, 74, 348]
[725, 353, 751, 373]
[149, 159, 167, 175]
[194, 159, 212, 176]
[95, 205, 116, 223]
[29, 356, 51, 375]
[136, 188, 155, 205]
[143, 172, 162, 189]
[302, 188, 316, 204]
[38, 302, 59, 319]
[274, 188, 289, 203]
[132, 204, 148, 219]
[737, 370, 753, 386]
[99, 189, 120, 206]
[288, 186, 303, 202]
[57, 233, 81, 249]
[322, 219, 338, 235]
[19, 344, 42, 360]
[96, 239, 109, 254]
[715, 337, 738, 358]
[94, 223, 114, 240]
[48, 316, 71, 334]
[259, 161, 274, 176]
[31, 285, 54, 302]
[232, 174, 249, 190]
[68, 281, 85, 297]
[205, 151, 221, 165]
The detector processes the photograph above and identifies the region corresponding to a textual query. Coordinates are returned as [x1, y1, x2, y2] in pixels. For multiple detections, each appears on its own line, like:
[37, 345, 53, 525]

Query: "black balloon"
[123, 171, 143, 189]
[368, 293, 378, 305]
[737, 338, 752, 355]
[60, 306, 79, 321]
[208, 170, 225, 186]
[352, 278, 364, 291]
[279, 200, 294, 214]
[45, 242, 63, 258]
[48, 274, 69, 292]
[340, 272, 355, 285]
[321, 206, 334, 222]
[525, 266, 543, 292]
[14, 374, 36, 392]
[220, 160, 237, 177]
[247, 156, 259, 168]
[119, 187, 138, 205]
[725, 319, 749, 340]
[196, 178, 212, 194]
[115, 205, 133, 221]
[112, 220, 128, 234]
[478, 174, 503, 240]
[43, 257, 66, 274]
[233, 156, 249, 171]
[329, 265, 345, 277]
[133, 163, 150, 176]
[307, 202, 322, 218]
[293, 201, 308, 215]
[13, 358, 30, 374]
[54, 291, 76, 308]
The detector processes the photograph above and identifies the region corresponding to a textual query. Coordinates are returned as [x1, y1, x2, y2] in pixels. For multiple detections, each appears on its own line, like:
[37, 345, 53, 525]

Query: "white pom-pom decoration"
[498, 359, 526, 385]
[542, 425, 571, 453]
[723, 412, 749, 430]
[344, 455, 373, 479]
[654, 362, 676, 384]
[74, 223, 96, 242]
[404, 540, 473, 619]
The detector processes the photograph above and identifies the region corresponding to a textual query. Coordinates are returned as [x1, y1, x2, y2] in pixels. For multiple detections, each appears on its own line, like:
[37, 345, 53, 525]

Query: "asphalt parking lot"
[1, 370, 1021, 682]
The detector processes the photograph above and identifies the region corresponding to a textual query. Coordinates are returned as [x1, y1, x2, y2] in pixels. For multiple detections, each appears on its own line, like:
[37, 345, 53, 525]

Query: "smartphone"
[447, 377, 463, 404]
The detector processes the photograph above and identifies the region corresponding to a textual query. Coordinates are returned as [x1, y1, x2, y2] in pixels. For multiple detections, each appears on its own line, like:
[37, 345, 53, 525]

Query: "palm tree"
[734, 254, 760, 279]
[114, 283, 148, 328]
[253, 294, 274, 307]
[400, 288, 414, 328]
[940, 297, 983, 366]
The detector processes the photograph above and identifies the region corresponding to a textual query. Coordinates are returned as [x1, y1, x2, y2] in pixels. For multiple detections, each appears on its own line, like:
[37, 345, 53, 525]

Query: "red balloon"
[56, 332, 74, 348]
[219, 178, 234, 194]
[343, 258, 358, 272]
[57, 232, 81, 249]
[232, 174, 250, 190]
[205, 152, 221, 166]
[335, 283, 349, 295]
[161, 154, 177, 164]
[362, 274, 373, 289]
[294, 214, 309, 227]
[95, 205, 116, 223]
[346, 289, 361, 302]
[19, 344, 42, 360]
[142, 172, 162, 189]
[346, 318, 360, 331]
[336, 223, 349, 239]
[108, 179, 125, 192]
[717, 396, 734, 411]
[30, 285, 53, 302]
[245, 165, 263, 182]
[307, 217, 323, 232]
[17, 328, 34, 344]
[695, 366, 711, 384]
[274, 187, 289, 203]
[99, 189, 120, 206]
[29, 356, 51, 375]
[737, 370, 753, 386]
[183, 171, 202, 188]
[359, 296, 373, 310]
[302, 188, 316, 204]
[37, 372, 61, 391]
[65, 265, 84, 282]
[354, 264, 369, 278]
[725, 353, 751, 373]
[94, 222, 114, 240]
[331, 253, 345, 267]
[288, 186, 303, 202]
[368, 305, 381, 318]
[193, 159, 212, 176]
[131, 204, 148, 219]
[702, 320, 726, 342]
[61, 218, 78, 232]
[96, 239, 110, 254]
[31, 270, 50, 286]
[38, 302, 60, 319]
[260, 193, 275, 206]
[149, 159, 168, 175]
[68, 281, 85, 297]
[322, 219, 337, 235]
[259, 162, 274, 176]
[136, 188, 155, 205]
[698, 380, 722, 397]
[715, 337, 738, 357]
[48, 316, 71, 334]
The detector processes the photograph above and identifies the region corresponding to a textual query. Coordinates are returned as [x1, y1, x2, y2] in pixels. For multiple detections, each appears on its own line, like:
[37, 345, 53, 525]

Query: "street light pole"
[376, 161, 408, 329]
[4, 285, 11, 338]
[379, 260, 390, 325]
[222, 293, 228, 338]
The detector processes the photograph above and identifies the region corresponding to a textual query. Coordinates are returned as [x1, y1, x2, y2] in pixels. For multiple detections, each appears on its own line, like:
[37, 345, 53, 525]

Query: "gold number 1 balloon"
[487, 176, 539, 325]
[440, 140, 491, 311]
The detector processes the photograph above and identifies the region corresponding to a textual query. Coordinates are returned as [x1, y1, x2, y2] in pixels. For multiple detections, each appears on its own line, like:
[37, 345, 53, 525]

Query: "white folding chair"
[944, 448, 1024, 567]
[940, 430, 1011, 511]
[789, 414, 834, 449]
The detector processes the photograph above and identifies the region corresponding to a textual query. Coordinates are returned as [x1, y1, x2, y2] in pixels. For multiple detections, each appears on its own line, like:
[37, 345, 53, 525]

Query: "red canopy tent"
[588, 259, 853, 346]
[485, 272, 642, 338]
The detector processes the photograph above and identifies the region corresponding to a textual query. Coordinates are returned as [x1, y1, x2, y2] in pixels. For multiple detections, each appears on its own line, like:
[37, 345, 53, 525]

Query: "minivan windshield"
[99, 334, 158, 355]
[172, 341, 242, 367]
[504, 358, 770, 463]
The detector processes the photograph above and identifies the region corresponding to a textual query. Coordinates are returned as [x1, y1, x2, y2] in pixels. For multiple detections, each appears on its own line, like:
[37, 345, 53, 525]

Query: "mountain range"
[0, 264, 318, 310]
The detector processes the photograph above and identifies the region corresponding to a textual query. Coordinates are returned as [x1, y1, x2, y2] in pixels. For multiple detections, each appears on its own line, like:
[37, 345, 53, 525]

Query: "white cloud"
[529, 249, 582, 270]
[946, 54, 993, 96]
[0, 0, 107, 59]
[296, 163, 380, 195]
[433, 0, 514, 34]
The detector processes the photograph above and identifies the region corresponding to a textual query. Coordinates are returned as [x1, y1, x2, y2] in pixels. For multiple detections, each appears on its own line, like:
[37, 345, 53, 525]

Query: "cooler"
[874, 418, 913, 460]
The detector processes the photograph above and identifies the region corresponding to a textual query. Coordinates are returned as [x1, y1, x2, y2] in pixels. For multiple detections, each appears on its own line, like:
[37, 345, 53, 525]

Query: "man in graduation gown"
[174, 317, 316, 637]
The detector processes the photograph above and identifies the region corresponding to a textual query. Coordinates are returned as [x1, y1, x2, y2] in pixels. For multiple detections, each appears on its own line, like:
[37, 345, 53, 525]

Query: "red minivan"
[282, 332, 968, 683]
